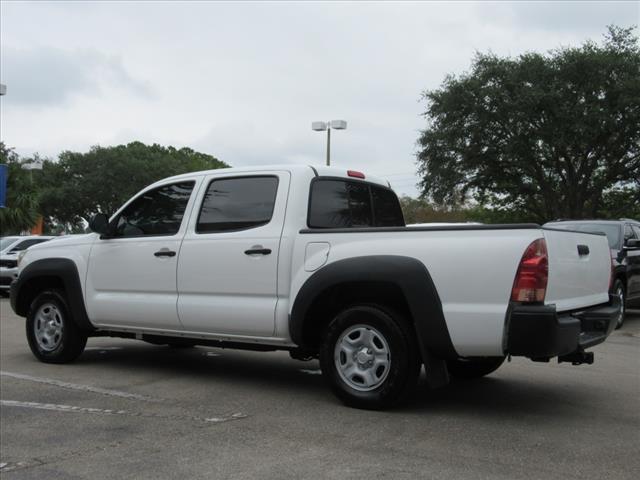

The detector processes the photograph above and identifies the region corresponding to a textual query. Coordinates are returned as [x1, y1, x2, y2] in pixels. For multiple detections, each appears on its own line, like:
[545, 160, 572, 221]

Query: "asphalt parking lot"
[0, 298, 638, 480]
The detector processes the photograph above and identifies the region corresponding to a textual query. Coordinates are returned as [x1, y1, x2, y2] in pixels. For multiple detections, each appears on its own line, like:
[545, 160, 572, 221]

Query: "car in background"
[0, 236, 55, 294]
[544, 219, 640, 328]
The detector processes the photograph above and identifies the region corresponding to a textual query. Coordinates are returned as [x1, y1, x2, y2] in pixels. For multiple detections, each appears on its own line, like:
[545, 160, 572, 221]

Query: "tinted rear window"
[548, 223, 621, 249]
[197, 176, 279, 233]
[308, 179, 404, 228]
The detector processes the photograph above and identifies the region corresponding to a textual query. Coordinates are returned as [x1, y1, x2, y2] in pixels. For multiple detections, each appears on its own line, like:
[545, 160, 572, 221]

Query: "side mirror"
[625, 238, 640, 249]
[89, 213, 110, 235]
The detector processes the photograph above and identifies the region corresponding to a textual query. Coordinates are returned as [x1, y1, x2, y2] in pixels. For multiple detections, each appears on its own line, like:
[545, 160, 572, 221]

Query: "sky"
[1, 1, 638, 197]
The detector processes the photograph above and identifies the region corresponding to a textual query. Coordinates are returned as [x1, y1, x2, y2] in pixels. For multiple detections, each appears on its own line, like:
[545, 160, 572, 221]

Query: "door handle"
[154, 250, 176, 257]
[577, 245, 589, 256]
[244, 248, 272, 256]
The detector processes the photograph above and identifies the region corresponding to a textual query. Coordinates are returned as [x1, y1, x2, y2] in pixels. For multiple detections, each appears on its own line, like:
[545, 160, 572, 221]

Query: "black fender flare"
[290, 255, 458, 360]
[10, 258, 95, 332]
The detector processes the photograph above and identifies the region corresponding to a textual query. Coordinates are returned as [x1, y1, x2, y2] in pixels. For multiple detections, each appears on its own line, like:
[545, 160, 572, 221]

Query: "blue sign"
[0, 164, 7, 208]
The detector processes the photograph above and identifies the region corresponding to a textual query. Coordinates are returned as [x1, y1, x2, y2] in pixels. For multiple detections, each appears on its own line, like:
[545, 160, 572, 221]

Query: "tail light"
[511, 238, 548, 303]
[609, 256, 614, 291]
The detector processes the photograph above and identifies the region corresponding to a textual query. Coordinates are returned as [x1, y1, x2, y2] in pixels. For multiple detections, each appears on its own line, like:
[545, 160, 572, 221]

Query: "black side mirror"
[625, 238, 640, 249]
[89, 213, 110, 235]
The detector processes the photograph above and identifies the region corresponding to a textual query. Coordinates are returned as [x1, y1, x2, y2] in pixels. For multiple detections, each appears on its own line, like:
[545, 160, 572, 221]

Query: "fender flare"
[10, 258, 95, 332]
[290, 255, 458, 360]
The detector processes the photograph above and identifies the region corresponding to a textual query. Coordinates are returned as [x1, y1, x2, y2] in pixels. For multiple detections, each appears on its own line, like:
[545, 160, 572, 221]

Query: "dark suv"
[544, 219, 640, 328]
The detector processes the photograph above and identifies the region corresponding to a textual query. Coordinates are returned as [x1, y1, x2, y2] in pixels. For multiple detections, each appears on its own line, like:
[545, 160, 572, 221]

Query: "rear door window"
[196, 176, 279, 233]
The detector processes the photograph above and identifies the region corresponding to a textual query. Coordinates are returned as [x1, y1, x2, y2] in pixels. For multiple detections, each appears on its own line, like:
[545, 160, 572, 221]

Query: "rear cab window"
[308, 178, 404, 228]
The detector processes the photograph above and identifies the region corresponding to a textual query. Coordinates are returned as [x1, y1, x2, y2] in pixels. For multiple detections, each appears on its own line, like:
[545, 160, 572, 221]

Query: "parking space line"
[0, 371, 162, 402]
[0, 400, 247, 424]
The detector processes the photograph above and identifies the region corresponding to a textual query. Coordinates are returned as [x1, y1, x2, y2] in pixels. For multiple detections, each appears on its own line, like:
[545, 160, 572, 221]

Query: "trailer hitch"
[558, 351, 594, 365]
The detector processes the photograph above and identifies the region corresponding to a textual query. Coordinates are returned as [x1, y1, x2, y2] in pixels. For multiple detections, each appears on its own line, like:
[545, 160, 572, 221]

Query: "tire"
[613, 279, 626, 330]
[447, 356, 505, 380]
[26, 290, 87, 364]
[319, 305, 421, 410]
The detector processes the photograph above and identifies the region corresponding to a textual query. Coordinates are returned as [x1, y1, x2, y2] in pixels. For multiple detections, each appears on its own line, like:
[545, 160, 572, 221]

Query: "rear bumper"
[506, 294, 621, 359]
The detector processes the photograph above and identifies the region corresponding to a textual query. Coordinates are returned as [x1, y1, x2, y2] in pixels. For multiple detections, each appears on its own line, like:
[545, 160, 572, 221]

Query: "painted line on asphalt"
[299, 368, 322, 375]
[0, 400, 247, 424]
[0, 371, 161, 402]
[84, 346, 124, 351]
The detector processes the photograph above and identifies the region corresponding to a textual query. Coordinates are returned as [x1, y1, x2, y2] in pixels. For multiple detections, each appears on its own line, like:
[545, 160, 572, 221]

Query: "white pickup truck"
[10, 165, 621, 409]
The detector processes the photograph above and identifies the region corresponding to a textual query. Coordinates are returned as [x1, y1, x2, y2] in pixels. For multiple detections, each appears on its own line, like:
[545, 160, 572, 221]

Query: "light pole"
[312, 120, 347, 166]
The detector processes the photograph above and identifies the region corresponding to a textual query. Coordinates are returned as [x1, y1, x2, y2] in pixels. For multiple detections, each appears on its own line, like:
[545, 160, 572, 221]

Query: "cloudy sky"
[1, 1, 637, 196]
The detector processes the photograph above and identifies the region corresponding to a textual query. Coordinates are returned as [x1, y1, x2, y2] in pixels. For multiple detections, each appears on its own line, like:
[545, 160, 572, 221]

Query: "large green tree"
[417, 26, 640, 222]
[0, 143, 41, 235]
[39, 142, 228, 229]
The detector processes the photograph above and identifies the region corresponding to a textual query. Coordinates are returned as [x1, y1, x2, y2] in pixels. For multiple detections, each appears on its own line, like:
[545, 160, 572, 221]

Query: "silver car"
[0, 236, 55, 293]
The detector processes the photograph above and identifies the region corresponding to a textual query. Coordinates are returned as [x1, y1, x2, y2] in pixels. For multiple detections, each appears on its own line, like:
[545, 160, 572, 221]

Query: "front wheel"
[613, 279, 626, 329]
[26, 290, 87, 363]
[319, 305, 421, 410]
[447, 356, 505, 380]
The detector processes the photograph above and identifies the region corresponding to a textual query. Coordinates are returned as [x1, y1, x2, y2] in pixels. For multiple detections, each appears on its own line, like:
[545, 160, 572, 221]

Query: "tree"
[417, 26, 640, 222]
[39, 142, 228, 229]
[0, 143, 40, 235]
[399, 196, 468, 224]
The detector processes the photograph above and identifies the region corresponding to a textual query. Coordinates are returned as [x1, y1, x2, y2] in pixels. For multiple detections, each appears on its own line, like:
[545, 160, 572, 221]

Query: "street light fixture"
[312, 119, 347, 166]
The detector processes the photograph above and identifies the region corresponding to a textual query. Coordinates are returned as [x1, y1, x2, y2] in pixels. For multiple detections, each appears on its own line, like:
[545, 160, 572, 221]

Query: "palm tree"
[0, 143, 40, 235]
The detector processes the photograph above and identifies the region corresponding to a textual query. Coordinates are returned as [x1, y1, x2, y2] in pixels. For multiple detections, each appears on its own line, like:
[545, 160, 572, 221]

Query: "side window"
[11, 239, 45, 251]
[624, 225, 635, 242]
[371, 186, 404, 227]
[633, 226, 640, 239]
[114, 182, 195, 237]
[196, 176, 279, 233]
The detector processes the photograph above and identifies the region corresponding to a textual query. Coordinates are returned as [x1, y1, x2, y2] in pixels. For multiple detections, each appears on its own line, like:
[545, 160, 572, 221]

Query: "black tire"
[613, 279, 626, 330]
[319, 305, 421, 410]
[447, 356, 505, 380]
[26, 290, 87, 364]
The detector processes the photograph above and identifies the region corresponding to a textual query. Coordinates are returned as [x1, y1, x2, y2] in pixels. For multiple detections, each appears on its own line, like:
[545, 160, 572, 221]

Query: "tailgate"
[543, 228, 611, 312]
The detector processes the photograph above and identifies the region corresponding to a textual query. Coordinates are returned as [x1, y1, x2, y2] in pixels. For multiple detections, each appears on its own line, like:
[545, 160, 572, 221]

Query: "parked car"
[544, 219, 640, 328]
[0, 236, 55, 294]
[10, 166, 620, 409]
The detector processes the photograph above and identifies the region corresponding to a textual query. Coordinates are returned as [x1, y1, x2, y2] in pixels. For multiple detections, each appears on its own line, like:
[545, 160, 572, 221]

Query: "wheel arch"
[11, 258, 95, 332]
[290, 255, 458, 360]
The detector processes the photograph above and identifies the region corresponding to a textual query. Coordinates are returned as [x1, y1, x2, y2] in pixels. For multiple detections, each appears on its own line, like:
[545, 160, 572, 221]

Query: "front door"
[85, 180, 197, 330]
[177, 172, 289, 337]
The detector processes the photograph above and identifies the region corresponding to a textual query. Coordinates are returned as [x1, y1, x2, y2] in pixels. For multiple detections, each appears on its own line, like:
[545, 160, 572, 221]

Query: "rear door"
[177, 172, 290, 336]
[543, 228, 611, 311]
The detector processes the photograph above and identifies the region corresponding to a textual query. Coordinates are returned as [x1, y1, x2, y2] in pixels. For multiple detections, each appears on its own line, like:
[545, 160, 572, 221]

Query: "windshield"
[548, 223, 621, 249]
[0, 237, 20, 252]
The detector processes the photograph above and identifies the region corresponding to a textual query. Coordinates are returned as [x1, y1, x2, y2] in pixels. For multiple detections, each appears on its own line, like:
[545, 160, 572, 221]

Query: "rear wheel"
[26, 290, 87, 363]
[613, 279, 626, 329]
[447, 356, 505, 380]
[319, 305, 421, 410]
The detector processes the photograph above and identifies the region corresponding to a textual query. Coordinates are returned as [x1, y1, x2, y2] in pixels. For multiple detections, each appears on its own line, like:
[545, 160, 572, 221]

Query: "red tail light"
[347, 170, 365, 179]
[511, 238, 548, 303]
